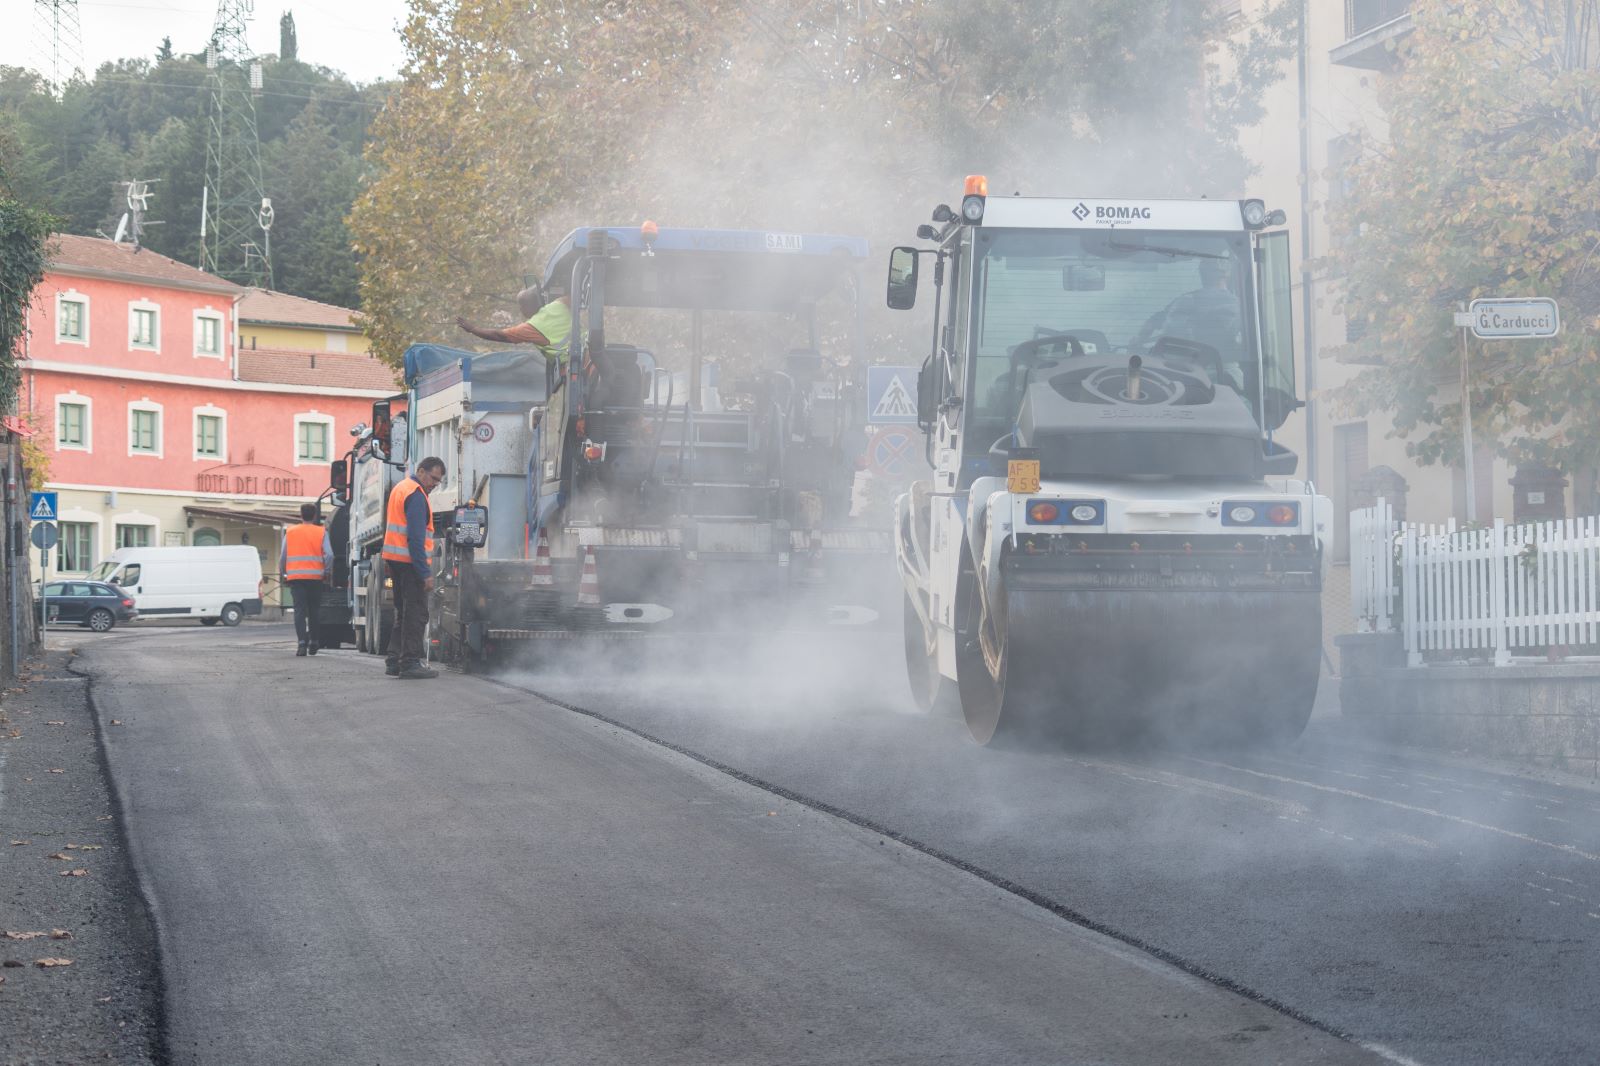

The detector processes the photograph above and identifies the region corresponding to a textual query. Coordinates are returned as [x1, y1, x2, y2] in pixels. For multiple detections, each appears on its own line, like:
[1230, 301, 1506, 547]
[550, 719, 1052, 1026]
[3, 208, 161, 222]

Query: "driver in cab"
[1135, 258, 1244, 388]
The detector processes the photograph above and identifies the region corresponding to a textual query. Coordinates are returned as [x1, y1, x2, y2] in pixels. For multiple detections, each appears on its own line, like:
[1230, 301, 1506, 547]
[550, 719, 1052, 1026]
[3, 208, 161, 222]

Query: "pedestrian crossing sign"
[867, 366, 920, 425]
[29, 492, 58, 522]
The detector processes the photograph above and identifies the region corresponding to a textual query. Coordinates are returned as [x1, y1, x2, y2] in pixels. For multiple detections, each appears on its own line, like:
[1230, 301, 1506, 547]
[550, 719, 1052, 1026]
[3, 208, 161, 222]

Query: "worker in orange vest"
[280, 502, 334, 657]
[382, 456, 446, 679]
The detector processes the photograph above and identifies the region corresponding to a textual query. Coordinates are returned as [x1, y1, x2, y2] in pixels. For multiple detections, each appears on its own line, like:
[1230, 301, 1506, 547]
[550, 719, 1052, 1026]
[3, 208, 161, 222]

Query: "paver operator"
[455, 277, 572, 365]
[280, 502, 334, 658]
[382, 456, 447, 680]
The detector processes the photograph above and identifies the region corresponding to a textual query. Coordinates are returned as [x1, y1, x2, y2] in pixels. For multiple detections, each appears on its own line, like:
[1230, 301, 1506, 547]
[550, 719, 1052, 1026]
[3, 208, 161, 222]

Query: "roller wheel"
[903, 592, 960, 717]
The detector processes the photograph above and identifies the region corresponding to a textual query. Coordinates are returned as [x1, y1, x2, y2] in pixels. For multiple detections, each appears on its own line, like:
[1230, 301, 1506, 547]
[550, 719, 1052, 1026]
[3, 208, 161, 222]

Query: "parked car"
[88, 545, 263, 626]
[36, 581, 138, 632]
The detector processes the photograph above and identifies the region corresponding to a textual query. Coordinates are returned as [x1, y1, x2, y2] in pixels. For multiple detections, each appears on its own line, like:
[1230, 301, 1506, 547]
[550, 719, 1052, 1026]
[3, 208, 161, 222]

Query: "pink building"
[20, 235, 397, 599]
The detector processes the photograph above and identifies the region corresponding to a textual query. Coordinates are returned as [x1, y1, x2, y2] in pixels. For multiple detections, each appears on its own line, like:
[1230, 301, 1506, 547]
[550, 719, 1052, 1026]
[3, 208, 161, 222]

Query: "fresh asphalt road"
[510, 633, 1600, 1066]
[80, 624, 1384, 1066]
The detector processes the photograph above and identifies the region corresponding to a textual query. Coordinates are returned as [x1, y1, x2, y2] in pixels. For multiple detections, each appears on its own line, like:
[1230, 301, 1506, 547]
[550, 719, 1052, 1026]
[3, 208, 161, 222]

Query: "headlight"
[961, 195, 985, 223]
[1069, 504, 1100, 523]
[1222, 501, 1299, 527]
[1229, 505, 1258, 524]
[1241, 199, 1267, 227]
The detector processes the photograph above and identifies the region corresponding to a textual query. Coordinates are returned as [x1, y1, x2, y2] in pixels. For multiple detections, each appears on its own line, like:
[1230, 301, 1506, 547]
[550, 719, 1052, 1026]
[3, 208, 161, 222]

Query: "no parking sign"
[866, 426, 918, 479]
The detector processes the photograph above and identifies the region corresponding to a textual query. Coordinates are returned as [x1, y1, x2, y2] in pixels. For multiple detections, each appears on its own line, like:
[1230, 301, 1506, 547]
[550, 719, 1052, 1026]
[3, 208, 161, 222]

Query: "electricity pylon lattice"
[199, 0, 273, 288]
[32, 0, 84, 91]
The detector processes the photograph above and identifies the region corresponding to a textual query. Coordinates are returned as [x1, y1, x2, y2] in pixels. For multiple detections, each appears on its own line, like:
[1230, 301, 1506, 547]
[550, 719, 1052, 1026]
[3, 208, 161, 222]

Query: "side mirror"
[1261, 386, 1305, 433]
[1063, 264, 1105, 292]
[887, 247, 920, 310]
[917, 357, 938, 429]
[330, 459, 349, 495]
[371, 400, 392, 456]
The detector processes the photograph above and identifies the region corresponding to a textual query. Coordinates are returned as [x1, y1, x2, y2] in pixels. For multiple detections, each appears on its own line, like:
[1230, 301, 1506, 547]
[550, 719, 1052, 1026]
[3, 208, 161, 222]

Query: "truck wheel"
[903, 593, 959, 716]
[220, 603, 243, 627]
[199, 617, 220, 627]
[317, 625, 344, 651]
[87, 608, 115, 633]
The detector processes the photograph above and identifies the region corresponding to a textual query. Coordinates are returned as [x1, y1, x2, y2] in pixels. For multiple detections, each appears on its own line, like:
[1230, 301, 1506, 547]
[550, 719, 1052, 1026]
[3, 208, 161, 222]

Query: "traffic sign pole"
[1459, 305, 1477, 523]
[39, 545, 47, 637]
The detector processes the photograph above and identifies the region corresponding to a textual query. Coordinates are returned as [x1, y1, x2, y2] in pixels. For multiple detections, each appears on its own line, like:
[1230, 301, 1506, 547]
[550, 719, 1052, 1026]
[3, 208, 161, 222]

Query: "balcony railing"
[1346, 0, 1410, 40]
[1333, 0, 1413, 69]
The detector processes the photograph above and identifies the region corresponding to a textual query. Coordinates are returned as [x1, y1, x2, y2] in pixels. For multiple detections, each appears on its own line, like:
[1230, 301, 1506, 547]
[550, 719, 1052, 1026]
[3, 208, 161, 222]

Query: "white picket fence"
[1349, 501, 1600, 666]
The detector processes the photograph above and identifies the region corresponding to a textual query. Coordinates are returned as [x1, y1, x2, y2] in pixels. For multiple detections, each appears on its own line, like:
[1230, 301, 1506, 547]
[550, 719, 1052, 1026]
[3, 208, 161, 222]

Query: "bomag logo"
[1092, 205, 1153, 221]
[1072, 202, 1091, 221]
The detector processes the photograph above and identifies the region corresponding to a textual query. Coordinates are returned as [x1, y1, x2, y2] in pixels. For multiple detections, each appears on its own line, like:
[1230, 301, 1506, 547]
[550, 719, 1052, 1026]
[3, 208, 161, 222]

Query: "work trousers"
[383, 561, 428, 668]
[287, 579, 324, 647]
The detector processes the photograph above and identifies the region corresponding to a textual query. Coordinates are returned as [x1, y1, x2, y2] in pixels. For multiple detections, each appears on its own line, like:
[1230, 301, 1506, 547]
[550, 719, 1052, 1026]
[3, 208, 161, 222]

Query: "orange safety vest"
[381, 476, 434, 566]
[283, 522, 327, 581]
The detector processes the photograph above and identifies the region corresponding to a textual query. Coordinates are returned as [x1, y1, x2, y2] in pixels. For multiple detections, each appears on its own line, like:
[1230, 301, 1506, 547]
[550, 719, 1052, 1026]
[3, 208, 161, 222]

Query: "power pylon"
[31, 0, 84, 91]
[198, 0, 274, 287]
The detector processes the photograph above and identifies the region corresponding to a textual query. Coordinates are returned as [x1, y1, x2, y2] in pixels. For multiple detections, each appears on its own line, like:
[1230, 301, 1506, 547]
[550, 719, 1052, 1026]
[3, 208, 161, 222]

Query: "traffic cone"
[530, 527, 554, 588]
[576, 546, 601, 606]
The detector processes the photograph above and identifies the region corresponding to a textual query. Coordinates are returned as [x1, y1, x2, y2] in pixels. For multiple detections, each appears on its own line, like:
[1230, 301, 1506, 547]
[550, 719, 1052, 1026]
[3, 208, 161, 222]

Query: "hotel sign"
[196, 463, 307, 497]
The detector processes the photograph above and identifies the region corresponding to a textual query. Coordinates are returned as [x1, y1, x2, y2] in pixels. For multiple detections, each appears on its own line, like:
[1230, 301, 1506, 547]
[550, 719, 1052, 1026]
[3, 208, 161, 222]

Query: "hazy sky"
[2, 0, 409, 85]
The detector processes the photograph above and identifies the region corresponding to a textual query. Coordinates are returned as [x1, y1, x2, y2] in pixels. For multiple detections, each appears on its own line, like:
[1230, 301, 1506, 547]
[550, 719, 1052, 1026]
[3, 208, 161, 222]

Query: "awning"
[184, 505, 303, 529]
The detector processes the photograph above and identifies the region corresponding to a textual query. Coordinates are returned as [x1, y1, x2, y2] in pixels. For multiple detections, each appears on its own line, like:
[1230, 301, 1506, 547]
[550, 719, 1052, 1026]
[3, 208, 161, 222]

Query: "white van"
[89, 546, 264, 626]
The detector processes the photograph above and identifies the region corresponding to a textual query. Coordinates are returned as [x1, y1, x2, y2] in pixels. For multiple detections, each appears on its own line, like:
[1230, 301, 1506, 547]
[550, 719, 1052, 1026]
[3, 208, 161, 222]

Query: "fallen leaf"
[47, 768, 65, 774]
[9, 840, 29, 846]
[63, 844, 79, 850]
[46, 853, 70, 861]
[77, 845, 102, 851]
[4, 729, 19, 739]
[50, 930, 72, 940]
[3, 931, 49, 941]
[34, 957, 72, 968]
[46, 720, 65, 726]
[0, 974, 6, 985]
[109, 720, 122, 726]
[96, 816, 112, 822]
[60, 869, 87, 877]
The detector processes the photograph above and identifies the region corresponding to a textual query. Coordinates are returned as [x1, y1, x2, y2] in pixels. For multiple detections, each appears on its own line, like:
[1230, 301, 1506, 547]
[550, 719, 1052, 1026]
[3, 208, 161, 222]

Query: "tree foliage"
[0, 52, 388, 308]
[352, 0, 1296, 365]
[0, 172, 58, 409]
[1330, 0, 1600, 473]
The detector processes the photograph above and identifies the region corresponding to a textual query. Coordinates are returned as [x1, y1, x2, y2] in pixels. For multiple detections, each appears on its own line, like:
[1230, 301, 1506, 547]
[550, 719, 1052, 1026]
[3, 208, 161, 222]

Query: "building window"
[57, 401, 88, 449]
[195, 313, 224, 357]
[59, 522, 95, 572]
[116, 524, 154, 549]
[58, 297, 87, 342]
[193, 527, 222, 547]
[130, 304, 159, 350]
[129, 406, 162, 455]
[195, 413, 224, 459]
[295, 418, 332, 464]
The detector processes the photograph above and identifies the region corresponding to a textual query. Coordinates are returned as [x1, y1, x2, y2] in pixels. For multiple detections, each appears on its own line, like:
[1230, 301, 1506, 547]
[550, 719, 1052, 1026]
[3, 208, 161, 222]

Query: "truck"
[889, 178, 1331, 746]
[328, 224, 894, 666]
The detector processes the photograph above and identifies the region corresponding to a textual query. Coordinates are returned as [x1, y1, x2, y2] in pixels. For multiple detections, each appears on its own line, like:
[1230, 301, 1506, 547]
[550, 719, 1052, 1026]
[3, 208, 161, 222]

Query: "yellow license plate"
[1007, 459, 1041, 494]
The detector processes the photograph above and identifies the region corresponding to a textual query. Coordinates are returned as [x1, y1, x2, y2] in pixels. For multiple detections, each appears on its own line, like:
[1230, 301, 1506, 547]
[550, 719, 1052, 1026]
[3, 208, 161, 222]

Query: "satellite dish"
[113, 213, 129, 245]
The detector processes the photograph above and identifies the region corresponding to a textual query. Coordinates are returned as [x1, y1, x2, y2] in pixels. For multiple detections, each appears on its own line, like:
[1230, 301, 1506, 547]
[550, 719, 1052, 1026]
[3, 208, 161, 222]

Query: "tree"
[157, 37, 174, 63]
[281, 12, 299, 63]
[0, 195, 57, 409]
[267, 97, 362, 306]
[1330, 0, 1600, 476]
[352, 0, 1296, 365]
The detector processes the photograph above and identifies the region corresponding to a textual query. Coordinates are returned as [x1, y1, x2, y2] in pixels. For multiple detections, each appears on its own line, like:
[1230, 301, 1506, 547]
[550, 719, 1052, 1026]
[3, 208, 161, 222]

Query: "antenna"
[31, 0, 84, 92]
[115, 179, 165, 251]
[198, 0, 274, 287]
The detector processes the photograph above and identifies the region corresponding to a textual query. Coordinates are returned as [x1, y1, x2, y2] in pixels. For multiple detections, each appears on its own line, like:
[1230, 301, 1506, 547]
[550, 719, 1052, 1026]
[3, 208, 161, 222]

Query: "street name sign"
[1464, 298, 1560, 340]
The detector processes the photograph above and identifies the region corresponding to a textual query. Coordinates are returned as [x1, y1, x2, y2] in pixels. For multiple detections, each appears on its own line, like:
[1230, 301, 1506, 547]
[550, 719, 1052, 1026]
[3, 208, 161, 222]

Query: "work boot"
[296, 642, 308, 657]
[308, 643, 319, 656]
[385, 661, 400, 677]
[399, 663, 439, 680]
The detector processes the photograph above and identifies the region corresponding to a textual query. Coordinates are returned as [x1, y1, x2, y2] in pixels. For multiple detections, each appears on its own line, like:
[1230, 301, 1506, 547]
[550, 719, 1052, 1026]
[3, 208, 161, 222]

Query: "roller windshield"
[968, 228, 1254, 437]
